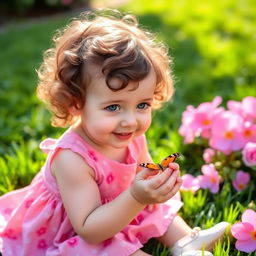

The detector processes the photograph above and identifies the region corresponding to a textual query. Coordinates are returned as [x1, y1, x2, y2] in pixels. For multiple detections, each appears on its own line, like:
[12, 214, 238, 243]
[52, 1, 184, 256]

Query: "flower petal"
[242, 209, 256, 229]
[236, 239, 256, 253]
[231, 222, 253, 240]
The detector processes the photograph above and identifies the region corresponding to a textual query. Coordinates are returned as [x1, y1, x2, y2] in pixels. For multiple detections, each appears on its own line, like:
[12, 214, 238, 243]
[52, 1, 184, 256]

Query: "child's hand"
[130, 163, 182, 205]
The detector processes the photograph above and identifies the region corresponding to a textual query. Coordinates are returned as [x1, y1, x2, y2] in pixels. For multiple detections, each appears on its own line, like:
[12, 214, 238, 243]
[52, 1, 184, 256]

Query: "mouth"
[113, 132, 133, 140]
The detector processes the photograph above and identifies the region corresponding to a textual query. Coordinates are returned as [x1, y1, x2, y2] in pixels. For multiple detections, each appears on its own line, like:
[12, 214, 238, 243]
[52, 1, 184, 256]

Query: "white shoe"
[171, 222, 230, 256]
[178, 250, 213, 256]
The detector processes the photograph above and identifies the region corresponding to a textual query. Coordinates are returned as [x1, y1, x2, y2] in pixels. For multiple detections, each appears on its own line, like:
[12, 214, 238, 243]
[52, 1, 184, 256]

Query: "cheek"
[139, 114, 152, 132]
[87, 115, 116, 133]
[101, 119, 117, 132]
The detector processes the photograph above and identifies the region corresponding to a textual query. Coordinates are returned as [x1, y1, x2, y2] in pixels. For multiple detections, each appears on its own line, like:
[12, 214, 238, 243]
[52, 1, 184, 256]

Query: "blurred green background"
[1, 0, 255, 162]
[0, 0, 256, 255]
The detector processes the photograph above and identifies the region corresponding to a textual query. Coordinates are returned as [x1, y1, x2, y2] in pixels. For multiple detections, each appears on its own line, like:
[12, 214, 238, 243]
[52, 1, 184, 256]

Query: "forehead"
[86, 64, 156, 100]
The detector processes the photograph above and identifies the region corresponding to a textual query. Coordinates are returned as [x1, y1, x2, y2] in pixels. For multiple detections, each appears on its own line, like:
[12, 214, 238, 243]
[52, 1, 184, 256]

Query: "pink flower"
[242, 122, 256, 144]
[228, 96, 256, 123]
[232, 171, 250, 191]
[242, 142, 256, 167]
[203, 148, 216, 163]
[242, 96, 256, 123]
[179, 97, 223, 144]
[180, 174, 200, 193]
[209, 111, 244, 153]
[179, 105, 197, 143]
[227, 100, 243, 116]
[198, 164, 220, 193]
[190, 96, 223, 137]
[231, 209, 256, 253]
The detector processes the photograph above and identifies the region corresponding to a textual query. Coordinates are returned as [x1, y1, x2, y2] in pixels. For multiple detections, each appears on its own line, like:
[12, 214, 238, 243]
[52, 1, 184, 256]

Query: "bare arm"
[52, 149, 145, 244]
[52, 146, 181, 244]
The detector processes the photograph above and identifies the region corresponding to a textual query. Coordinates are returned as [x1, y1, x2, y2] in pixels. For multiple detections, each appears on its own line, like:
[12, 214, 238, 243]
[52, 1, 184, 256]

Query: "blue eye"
[137, 103, 151, 110]
[105, 104, 120, 112]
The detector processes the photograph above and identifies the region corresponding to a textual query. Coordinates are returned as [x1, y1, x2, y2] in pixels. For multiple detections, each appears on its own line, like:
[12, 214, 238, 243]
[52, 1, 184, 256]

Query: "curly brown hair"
[37, 9, 174, 127]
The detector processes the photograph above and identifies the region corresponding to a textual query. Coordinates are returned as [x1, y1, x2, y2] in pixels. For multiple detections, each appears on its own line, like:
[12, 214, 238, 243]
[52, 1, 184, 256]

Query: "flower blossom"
[232, 170, 250, 191]
[203, 148, 216, 163]
[227, 99, 244, 117]
[178, 105, 197, 143]
[209, 110, 244, 154]
[180, 174, 200, 193]
[242, 142, 256, 167]
[242, 96, 256, 123]
[231, 209, 256, 253]
[242, 122, 256, 145]
[228, 96, 256, 123]
[179, 96, 223, 143]
[198, 164, 220, 193]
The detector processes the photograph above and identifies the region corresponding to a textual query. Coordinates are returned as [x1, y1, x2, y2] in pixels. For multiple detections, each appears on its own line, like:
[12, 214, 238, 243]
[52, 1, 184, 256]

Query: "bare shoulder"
[51, 149, 101, 235]
[51, 149, 95, 181]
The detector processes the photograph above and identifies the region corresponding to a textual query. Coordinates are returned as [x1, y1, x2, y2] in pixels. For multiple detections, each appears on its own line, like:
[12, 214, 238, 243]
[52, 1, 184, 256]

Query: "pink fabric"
[0, 131, 183, 255]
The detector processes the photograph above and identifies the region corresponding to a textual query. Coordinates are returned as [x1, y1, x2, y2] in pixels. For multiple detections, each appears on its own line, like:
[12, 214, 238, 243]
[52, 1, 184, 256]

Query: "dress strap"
[39, 138, 58, 154]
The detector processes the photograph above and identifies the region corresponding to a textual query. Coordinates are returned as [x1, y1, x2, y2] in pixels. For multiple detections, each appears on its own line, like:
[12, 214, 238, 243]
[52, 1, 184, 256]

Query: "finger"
[157, 169, 180, 195]
[168, 162, 179, 170]
[176, 177, 183, 184]
[161, 179, 182, 201]
[147, 168, 172, 189]
[136, 168, 159, 180]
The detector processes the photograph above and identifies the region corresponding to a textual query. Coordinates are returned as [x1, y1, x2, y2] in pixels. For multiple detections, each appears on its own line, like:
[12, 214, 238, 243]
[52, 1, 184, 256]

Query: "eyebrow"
[100, 98, 153, 106]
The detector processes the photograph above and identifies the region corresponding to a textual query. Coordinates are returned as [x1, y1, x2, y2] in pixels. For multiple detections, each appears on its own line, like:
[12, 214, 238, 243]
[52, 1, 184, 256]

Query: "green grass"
[0, 0, 256, 255]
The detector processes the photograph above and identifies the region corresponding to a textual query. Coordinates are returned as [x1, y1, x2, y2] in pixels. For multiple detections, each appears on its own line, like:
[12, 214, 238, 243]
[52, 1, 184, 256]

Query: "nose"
[120, 111, 137, 128]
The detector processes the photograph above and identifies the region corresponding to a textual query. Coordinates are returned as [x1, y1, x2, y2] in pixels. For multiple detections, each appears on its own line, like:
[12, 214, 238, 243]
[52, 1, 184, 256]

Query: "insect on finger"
[139, 152, 181, 171]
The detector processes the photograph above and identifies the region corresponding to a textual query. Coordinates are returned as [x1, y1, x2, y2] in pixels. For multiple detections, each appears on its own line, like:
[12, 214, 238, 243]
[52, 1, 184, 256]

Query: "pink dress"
[0, 130, 183, 256]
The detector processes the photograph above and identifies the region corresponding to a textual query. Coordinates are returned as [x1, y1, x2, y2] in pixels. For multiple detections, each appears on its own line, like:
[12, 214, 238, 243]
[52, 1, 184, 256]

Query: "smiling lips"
[113, 132, 133, 140]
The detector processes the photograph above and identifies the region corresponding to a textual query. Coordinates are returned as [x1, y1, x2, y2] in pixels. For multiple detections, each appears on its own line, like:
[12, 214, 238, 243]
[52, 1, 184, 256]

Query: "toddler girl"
[0, 9, 229, 256]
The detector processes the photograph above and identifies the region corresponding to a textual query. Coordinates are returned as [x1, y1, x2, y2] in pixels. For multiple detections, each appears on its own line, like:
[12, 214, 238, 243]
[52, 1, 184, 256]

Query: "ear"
[69, 104, 81, 116]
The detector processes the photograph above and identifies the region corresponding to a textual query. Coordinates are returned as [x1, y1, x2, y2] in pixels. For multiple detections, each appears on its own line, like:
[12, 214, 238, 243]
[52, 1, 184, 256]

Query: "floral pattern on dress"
[25, 199, 34, 208]
[1, 228, 17, 240]
[106, 173, 114, 184]
[37, 239, 47, 250]
[88, 150, 98, 161]
[67, 237, 78, 247]
[36, 227, 47, 236]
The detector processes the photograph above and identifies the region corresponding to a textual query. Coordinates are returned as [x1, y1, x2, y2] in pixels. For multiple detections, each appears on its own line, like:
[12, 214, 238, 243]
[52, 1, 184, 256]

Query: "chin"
[113, 139, 133, 148]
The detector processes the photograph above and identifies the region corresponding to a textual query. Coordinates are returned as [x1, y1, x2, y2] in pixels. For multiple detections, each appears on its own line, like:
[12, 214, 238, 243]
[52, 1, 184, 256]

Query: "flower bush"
[179, 96, 256, 191]
[179, 96, 256, 253]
